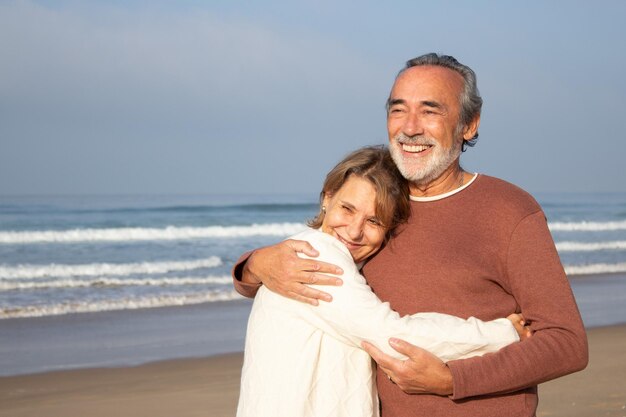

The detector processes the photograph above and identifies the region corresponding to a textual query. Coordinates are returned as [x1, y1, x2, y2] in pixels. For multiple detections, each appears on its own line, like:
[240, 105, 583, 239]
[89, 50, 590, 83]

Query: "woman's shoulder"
[290, 228, 355, 267]
[290, 229, 367, 290]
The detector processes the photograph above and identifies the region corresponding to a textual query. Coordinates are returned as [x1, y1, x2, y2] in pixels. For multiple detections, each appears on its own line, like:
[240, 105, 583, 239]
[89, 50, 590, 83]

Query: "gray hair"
[390, 53, 482, 147]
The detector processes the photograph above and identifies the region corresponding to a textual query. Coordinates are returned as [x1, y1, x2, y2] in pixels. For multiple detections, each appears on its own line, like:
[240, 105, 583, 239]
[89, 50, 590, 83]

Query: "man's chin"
[397, 164, 432, 183]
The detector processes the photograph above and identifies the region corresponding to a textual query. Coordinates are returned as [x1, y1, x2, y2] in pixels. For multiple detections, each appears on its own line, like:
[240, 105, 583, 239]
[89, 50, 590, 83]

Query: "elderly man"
[232, 53, 588, 417]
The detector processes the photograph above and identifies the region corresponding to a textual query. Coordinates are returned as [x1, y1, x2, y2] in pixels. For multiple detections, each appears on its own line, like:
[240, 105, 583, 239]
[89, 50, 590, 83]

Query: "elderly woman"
[237, 146, 526, 417]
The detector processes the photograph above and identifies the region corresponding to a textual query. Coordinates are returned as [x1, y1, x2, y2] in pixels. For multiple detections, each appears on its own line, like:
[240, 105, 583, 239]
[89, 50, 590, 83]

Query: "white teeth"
[402, 144, 431, 153]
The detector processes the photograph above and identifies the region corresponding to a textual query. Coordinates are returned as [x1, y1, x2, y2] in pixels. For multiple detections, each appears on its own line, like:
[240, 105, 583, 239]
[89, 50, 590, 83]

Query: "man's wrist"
[240, 261, 261, 285]
[439, 364, 454, 396]
[240, 253, 262, 285]
[232, 251, 261, 285]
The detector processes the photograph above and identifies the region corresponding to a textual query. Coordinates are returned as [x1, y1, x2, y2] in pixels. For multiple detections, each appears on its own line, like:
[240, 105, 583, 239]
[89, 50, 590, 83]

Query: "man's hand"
[362, 338, 453, 396]
[243, 239, 343, 305]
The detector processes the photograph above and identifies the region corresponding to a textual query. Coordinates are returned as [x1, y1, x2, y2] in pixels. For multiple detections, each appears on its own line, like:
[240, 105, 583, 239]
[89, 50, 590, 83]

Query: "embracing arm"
[231, 251, 261, 298]
[365, 211, 588, 398]
[445, 211, 588, 399]
[290, 232, 520, 362]
[231, 239, 344, 304]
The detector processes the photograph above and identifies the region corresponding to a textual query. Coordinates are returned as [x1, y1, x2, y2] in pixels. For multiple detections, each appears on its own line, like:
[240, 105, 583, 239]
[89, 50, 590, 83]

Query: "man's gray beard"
[389, 134, 463, 185]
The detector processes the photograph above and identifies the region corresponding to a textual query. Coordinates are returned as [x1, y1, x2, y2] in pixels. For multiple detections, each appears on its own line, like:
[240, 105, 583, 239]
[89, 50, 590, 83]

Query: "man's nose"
[402, 112, 423, 137]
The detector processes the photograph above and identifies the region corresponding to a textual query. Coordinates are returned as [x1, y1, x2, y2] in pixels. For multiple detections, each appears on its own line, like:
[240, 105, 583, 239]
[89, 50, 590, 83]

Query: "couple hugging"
[232, 53, 588, 417]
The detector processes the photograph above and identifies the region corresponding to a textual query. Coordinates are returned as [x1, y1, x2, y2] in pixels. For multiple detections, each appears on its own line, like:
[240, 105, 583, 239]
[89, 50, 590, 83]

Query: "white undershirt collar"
[409, 173, 479, 202]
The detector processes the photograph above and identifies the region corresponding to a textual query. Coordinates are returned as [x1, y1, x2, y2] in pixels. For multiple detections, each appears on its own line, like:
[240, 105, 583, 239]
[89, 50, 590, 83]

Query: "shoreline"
[1, 271, 626, 377]
[1, 325, 625, 417]
[0, 298, 253, 377]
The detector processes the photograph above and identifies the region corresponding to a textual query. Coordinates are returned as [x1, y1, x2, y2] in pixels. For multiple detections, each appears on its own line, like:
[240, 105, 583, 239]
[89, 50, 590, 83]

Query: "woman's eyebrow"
[339, 199, 356, 209]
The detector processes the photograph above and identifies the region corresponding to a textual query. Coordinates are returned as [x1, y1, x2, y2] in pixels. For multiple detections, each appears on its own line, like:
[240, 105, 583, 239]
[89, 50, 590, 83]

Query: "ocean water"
[1, 192, 626, 320]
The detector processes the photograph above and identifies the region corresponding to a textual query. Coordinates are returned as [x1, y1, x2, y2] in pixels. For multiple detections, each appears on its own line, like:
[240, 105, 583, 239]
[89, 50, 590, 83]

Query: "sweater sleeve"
[447, 211, 589, 399]
[290, 232, 520, 362]
[231, 251, 262, 298]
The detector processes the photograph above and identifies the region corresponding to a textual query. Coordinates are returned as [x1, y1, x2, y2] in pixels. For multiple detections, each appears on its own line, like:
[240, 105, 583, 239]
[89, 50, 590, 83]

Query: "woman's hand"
[507, 313, 533, 341]
[243, 239, 344, 305]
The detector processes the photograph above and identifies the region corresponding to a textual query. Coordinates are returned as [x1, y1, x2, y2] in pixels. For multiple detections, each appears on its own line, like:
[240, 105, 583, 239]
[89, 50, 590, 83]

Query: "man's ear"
[462, 115, 481, 140]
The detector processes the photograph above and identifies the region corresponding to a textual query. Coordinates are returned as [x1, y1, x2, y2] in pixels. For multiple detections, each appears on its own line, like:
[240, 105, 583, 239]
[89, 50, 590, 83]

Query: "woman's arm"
[285, 230, 520, 362]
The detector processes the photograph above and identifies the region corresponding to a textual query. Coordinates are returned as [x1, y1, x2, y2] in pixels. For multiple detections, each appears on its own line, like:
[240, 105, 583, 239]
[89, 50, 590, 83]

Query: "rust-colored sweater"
[233, 175, 588, 417]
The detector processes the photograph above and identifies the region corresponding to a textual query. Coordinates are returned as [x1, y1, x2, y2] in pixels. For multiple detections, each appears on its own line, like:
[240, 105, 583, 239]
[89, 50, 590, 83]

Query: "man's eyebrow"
[386, 98, 405, 108]
[422, 100, 445, 110]
[386, 98, 446, 111]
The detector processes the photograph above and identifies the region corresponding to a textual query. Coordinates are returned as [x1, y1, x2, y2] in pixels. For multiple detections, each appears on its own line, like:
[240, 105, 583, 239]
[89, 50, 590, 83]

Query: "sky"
[1, 0, 625, 197]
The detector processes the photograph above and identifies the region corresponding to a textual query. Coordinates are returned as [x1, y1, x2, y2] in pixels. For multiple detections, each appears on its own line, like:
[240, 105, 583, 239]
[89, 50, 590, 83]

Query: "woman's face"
[321, 175, 388, 263]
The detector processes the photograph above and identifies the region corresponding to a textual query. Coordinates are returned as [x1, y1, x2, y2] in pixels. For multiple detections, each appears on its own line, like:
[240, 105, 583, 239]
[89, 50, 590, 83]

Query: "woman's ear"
[322, 193, 332, 209]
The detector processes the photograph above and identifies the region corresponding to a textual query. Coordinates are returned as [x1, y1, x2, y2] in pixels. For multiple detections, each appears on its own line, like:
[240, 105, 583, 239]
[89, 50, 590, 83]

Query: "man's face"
[387, 65, 466, 185]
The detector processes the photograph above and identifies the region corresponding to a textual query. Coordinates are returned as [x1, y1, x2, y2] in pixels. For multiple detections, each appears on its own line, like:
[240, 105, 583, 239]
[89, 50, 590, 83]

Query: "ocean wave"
[549, 219, 626, 231]
[0, 257, 222, 280]
[0, 275, 233, 291]
[565, 262, 626, 275]
[0, 223, 307, 244]
[556, 241, 626, 252]
[0, 290, 244, 319]
[0, 202, 317, 216]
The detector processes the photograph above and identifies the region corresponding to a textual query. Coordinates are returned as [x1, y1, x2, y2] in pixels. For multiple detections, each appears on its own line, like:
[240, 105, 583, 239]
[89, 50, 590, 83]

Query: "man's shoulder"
[474, 174, 542, 215]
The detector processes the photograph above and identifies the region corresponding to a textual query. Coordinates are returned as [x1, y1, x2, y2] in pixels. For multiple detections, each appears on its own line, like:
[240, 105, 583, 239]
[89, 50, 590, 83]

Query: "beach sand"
[1, 326, 624, 417]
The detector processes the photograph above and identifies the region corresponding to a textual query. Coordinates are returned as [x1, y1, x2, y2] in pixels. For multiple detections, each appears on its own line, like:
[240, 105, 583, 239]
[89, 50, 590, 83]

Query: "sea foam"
[564, 262, 626, 275]
[0, 223, 307, 244]
[556, 240, 626, 252]
[0, 290, 244, 319]
[0, 257, 222, 280]
[549, 219, 626, 232]
[0, 275, 232, 291]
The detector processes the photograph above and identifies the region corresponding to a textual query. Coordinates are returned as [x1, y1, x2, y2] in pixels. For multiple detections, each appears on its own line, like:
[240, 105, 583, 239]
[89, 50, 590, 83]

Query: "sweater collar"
[409, 173, 478, 202]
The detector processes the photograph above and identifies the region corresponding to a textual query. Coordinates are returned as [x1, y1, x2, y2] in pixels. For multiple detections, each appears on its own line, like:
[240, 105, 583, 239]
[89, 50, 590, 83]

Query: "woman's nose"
[346, 220, 364, 241]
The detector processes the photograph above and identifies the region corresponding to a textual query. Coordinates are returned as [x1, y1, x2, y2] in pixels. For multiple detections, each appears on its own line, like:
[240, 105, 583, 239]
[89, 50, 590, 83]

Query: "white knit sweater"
[237, 228, 519, 417]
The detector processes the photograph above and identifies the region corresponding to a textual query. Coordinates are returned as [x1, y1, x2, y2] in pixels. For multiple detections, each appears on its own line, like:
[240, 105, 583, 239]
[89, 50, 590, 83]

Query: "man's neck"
[409, 164, 466, 198]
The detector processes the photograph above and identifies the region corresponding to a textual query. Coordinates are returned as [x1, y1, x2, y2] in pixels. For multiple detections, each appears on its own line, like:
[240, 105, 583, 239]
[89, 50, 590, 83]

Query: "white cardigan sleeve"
[289, 230, 519, 362]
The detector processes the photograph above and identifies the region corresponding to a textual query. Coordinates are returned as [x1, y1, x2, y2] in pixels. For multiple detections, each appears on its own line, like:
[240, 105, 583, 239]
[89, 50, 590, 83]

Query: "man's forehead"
[391, 65, 464, 96]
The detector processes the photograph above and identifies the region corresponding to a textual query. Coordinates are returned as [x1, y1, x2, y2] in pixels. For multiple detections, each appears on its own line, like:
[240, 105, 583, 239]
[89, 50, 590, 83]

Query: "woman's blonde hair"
[308, 145, 410, 241]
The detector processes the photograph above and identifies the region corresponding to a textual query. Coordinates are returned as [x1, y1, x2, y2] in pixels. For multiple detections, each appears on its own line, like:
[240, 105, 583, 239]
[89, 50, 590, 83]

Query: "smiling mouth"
[335, 234, 362, 249]
[402, 144, 432, 153]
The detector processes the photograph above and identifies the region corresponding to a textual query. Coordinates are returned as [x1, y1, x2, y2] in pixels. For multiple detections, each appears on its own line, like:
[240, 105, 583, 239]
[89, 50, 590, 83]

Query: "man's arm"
[446, 211, 588, 398]
[364, 211, 588, 398]
[231, 250, 262, 298]
[362, 338, 453, 395]
[231, 238, 344, 305]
